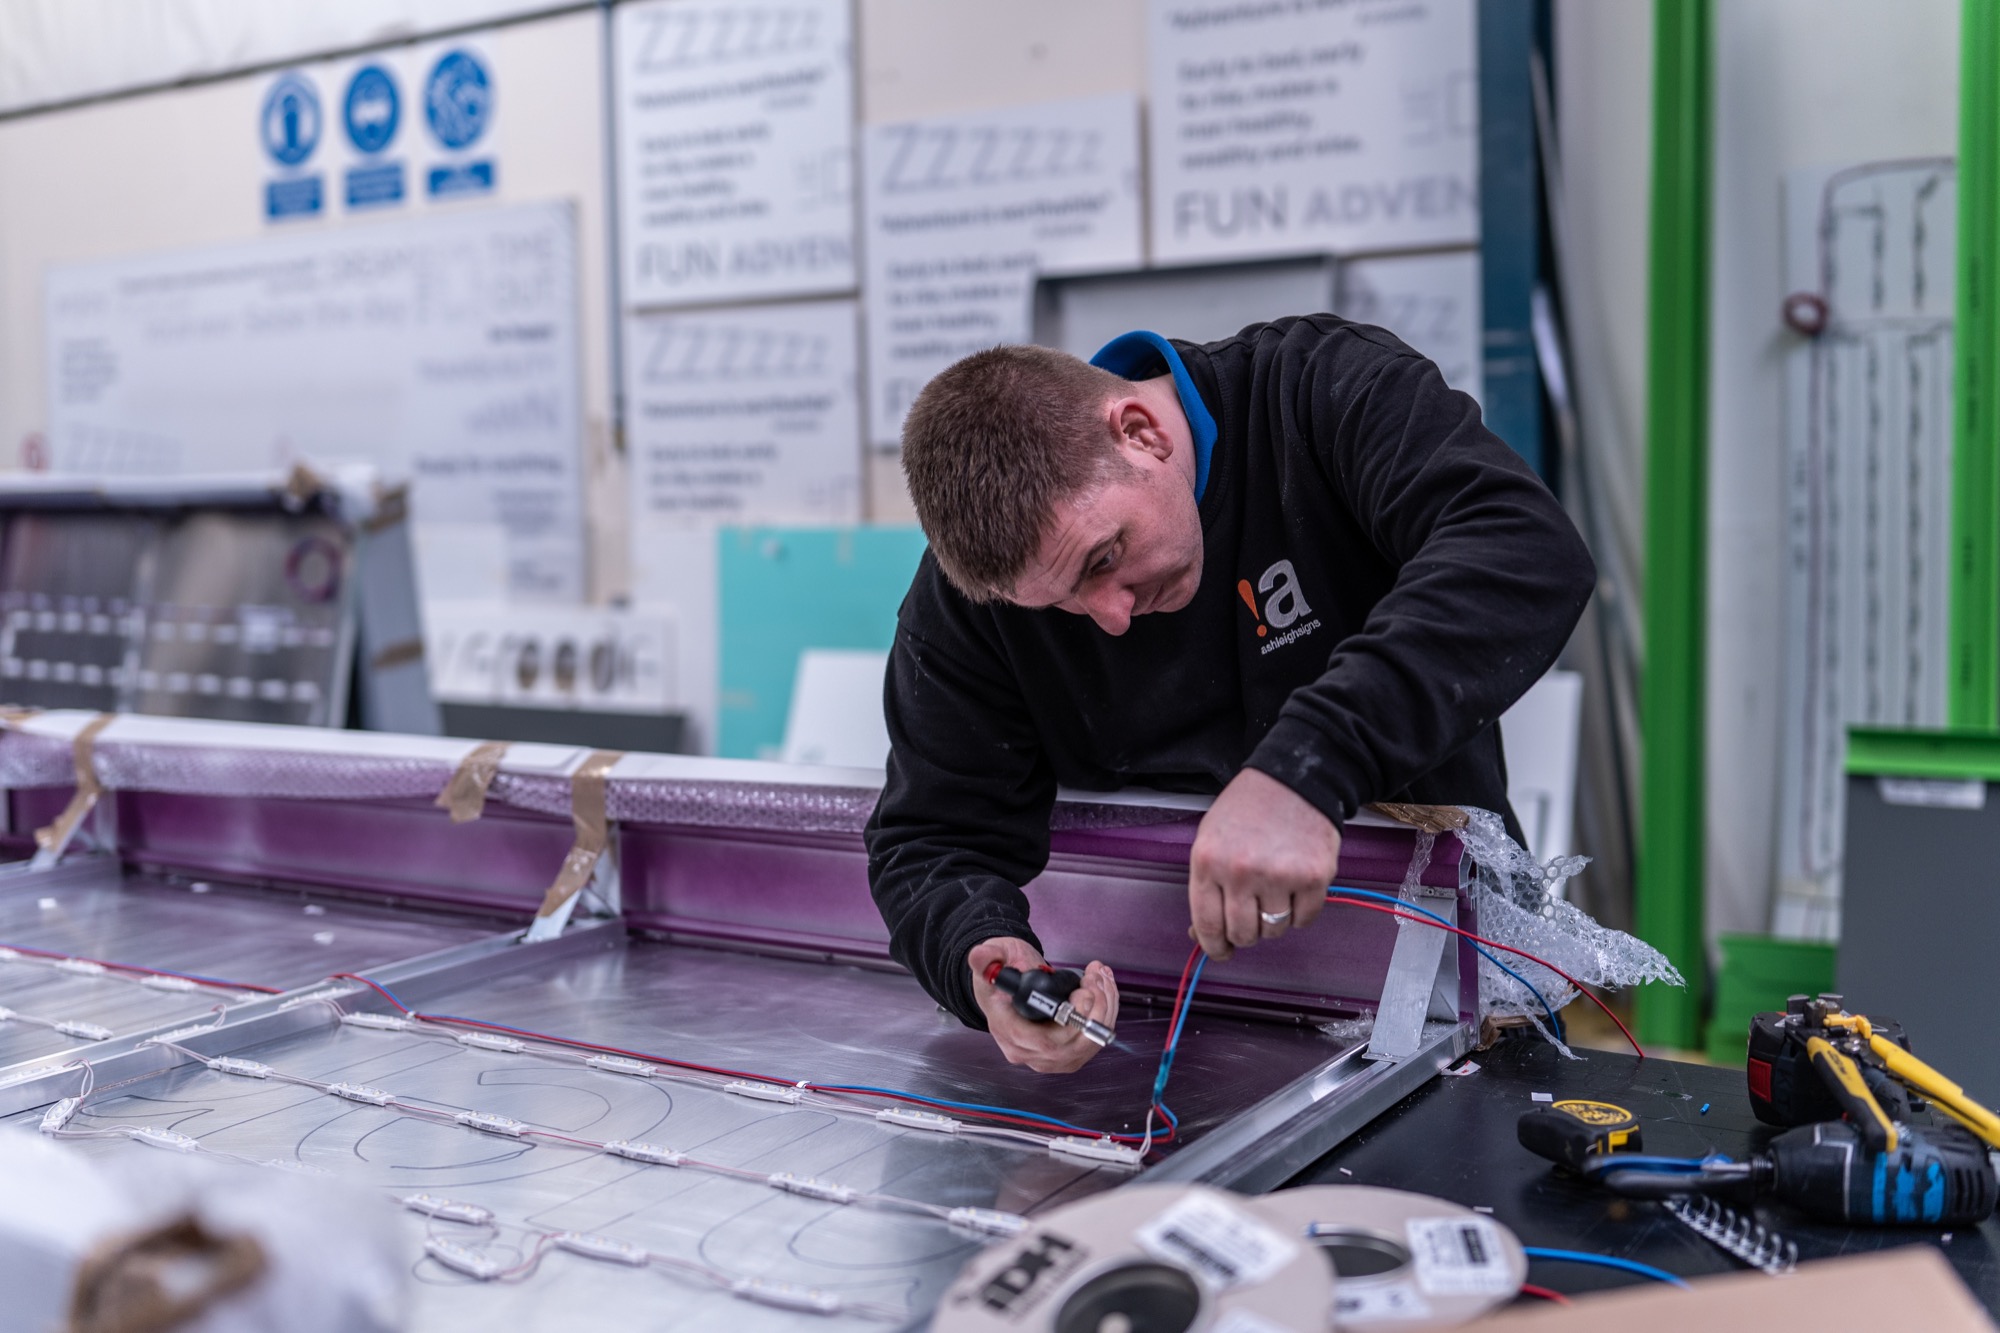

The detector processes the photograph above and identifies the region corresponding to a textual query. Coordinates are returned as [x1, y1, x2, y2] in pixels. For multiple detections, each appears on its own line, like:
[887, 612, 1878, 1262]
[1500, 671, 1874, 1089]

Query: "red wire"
[1518, 1283, 1571, 1304]
[4, 941, 281, 993]
[326, 973, 1169, 1144]
[1325, 898, 1647, 1059]
[1164, 945, 1201, 1051]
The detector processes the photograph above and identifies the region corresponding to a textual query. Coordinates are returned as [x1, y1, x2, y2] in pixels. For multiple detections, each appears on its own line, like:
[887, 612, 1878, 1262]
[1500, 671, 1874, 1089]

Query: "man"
[865, 315, 1594, 1074]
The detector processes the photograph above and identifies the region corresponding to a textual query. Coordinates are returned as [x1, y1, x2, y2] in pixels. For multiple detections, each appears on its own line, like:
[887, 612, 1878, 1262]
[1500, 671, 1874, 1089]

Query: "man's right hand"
[968, 936, 1118, 1074]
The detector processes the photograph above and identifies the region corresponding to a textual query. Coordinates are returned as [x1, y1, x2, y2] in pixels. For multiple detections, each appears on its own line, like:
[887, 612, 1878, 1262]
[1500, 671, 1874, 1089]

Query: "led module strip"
[327, 1009, 1125, 1159]
[0, 946, 263, 1002]
[411, 1205, 916, 1320]
[0, 1004, 114, 1042]
[42, 1089, 997, 1321]
[147, 1040, 1039, 1233]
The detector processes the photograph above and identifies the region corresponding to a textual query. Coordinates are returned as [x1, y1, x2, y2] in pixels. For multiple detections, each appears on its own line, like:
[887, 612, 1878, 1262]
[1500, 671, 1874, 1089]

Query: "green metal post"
[1952, 0, 2000, 730]
[1637, 0, 1712, 1049]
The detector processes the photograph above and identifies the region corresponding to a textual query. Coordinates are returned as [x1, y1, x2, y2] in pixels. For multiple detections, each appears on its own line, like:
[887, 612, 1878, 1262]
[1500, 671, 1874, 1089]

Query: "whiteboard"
[861, 92, 1143, 447]
[614, 0, 857, 306]
[1147, 0, 1478, 264]
[624, 298, 862, 522]
[43, 201, 586, 601]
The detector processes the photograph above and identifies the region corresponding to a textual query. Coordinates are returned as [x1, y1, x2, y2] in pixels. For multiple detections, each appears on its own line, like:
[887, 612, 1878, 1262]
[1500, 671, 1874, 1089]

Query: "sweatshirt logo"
[1238, 559, 1323, 655]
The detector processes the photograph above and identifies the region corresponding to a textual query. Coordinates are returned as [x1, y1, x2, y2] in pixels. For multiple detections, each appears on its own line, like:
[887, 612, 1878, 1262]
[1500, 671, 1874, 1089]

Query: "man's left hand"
[1188, 768, 1341, 961]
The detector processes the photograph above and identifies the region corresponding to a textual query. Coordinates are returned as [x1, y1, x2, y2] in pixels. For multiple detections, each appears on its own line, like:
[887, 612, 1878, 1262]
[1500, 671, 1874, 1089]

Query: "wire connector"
[207, 1057, 273, 1079]
[724, 1080, 805, 1104]
[145, 1023, 221, 1046]
[603, 1139, 686, 1166]
[731, 1278, 841, 1314]
[328, 1082, 397, 1106]
[455, 1032, 528, 1054]
[402, 1194, 494, 1225]
[584, 1055, 657, 1078]
[279, 986, 360, 1011]
[340, 1013, 416, 1032]
[947, 1207, 1030, 1237]
[262, 1159, 333, 1177]
[424, 1238, 506, 1281]
[39, 1097, 81, 1134]
[454, 1111, 527, 1137]
[1048, 1136, 1144, 1166]
[767, 1173, 857, 1204]
[875, 1108, 963, 1134]
[553, 1232, 651, 1266]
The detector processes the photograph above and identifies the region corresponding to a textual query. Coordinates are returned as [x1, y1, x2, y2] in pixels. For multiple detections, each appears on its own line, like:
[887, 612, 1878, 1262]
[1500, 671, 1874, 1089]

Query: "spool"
[1244, 1187, 1524, 1330]
[935, 1184, 1334, 1333]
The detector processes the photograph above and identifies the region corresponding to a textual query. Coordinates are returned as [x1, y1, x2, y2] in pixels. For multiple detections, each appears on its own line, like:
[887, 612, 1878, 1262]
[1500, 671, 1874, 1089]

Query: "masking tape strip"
[1367, 802, 1471, 835]
[534, 750, 624, 919]
[0, 706, 42, 728]
[435, 741, 509, 824]
[34, 712, 117, 853]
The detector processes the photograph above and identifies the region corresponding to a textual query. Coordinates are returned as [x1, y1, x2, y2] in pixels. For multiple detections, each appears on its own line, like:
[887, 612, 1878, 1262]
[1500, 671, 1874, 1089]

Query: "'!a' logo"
[1236, 559, 1312, 636]
[1239, 559, 1322, 655]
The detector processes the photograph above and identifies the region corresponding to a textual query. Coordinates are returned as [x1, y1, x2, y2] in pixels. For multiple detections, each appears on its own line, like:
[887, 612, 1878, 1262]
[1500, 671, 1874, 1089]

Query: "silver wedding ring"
[1259, 908, 1292, 925]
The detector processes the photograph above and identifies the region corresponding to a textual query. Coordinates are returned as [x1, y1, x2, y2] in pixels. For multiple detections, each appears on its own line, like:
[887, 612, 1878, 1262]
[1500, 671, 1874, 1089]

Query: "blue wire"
[1326, 886, 1566, 1041]
[1153, 953, 1206, 1103]
[1582, 1153, 1732, 1176]
[810, 1084, 1134, 1139]
[1522, 1247, 1690, 1289]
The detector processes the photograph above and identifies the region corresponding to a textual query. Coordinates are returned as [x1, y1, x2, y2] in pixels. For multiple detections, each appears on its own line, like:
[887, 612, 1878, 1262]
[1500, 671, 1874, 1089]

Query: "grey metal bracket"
[1363, 885, 1463, 1063]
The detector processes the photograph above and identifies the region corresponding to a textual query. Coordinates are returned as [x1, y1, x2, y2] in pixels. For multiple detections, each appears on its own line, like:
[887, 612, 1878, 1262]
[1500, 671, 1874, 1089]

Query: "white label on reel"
[1134, 1194, 1297, 1292]
[1405, 1216, 1514, 1296]
[1335, 1282, 1435, 1321]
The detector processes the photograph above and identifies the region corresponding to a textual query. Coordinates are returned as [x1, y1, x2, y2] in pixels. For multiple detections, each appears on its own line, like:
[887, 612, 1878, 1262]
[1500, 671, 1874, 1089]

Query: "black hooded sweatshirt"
[864, 315, 1595, 1029]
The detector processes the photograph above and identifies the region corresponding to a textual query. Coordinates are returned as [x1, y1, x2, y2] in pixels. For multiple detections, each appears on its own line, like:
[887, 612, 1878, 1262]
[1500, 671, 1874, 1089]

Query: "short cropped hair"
[901, 344, 1132, 601]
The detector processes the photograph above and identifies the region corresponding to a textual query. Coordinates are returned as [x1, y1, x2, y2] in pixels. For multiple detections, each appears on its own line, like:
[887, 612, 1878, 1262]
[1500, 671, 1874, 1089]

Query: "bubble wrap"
[1450, 807, 1683, 1031]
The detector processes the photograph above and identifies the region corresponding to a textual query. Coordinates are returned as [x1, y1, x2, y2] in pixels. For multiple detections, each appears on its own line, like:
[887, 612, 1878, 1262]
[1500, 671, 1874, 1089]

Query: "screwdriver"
[983, 963, 1115, 1047]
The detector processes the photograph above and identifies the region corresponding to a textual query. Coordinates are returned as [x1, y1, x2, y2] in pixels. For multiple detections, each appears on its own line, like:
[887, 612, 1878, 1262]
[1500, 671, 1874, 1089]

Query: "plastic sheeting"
[0, 722, 1193, 837]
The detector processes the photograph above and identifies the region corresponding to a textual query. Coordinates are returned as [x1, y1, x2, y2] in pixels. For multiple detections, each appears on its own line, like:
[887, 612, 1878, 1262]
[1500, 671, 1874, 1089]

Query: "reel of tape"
[934, 1184, 1334, 1333]
[1245, 1187, 1525, 1330]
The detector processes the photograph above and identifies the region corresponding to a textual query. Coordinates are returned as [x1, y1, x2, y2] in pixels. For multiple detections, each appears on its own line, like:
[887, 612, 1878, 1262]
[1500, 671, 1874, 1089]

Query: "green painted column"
[1637, 0, 1712, 1049]
[1952, 0, 2000, 730]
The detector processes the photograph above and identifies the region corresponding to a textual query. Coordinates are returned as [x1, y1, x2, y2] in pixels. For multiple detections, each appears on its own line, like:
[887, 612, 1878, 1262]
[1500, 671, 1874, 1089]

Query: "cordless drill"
[1518, 1098, 1997, 1226]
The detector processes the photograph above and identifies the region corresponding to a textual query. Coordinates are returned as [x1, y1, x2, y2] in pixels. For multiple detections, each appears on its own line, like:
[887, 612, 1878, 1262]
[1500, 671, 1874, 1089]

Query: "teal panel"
[717, 525, 929, 759]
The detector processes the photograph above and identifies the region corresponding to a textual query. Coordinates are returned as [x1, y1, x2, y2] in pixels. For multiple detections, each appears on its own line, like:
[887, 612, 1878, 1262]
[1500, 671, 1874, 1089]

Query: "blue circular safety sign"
[343, 65, 400, 155]
[424, 50, 492, 151]
[260, 72, 322, 167]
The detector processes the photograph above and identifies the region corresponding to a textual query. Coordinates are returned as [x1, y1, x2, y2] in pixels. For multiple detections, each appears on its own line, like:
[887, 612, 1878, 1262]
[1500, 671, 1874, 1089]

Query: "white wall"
[0, 0, 567, 113]
[1557, 0, 1961, 948]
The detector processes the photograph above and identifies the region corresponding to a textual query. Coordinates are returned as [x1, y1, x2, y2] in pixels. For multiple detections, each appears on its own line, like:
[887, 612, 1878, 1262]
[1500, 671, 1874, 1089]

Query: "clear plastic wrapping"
[1453, 807, 1684, 1031]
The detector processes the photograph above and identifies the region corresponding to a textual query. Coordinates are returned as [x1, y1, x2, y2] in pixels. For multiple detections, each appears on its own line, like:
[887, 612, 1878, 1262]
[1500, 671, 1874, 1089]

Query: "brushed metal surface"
[0, 864, 501, 1067]
[28, 934, 1367, 1330]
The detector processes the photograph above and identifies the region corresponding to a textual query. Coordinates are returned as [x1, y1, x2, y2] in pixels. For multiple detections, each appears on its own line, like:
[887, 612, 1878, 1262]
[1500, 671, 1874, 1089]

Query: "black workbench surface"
[1293, 1037, 2000, 1310]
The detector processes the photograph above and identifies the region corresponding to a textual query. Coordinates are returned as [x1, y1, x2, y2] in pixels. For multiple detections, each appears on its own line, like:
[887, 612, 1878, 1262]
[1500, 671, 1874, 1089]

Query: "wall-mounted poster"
[862, 92, 1142, 447]
[625, 299, 862, 523]
[615, 0, 857, 306]
[1148, 0, 1478, 264]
